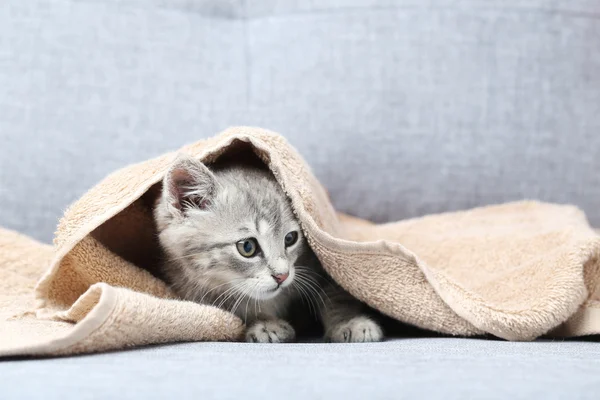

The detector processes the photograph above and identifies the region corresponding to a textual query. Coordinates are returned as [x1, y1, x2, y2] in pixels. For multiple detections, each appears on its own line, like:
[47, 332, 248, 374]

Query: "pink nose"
[272, 273, 289, 285]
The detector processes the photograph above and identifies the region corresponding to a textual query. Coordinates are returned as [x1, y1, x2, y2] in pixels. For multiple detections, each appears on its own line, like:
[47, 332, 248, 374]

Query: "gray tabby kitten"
[154, 155, 383, 343]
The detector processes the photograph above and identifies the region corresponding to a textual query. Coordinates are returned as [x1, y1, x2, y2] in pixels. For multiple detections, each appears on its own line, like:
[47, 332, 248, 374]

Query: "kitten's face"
[155, 156, 306, 302]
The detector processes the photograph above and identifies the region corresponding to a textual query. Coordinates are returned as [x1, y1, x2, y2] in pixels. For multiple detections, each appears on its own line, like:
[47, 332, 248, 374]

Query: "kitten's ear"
[162, 154, 216, 214]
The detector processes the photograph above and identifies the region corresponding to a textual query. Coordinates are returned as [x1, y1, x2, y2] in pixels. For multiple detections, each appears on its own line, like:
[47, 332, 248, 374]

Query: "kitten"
[154, 155, 383, 343]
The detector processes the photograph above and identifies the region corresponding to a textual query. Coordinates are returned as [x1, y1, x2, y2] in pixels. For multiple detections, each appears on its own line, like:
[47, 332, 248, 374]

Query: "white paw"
[246, 319, 296, 343]
[326, 316, 383, 343]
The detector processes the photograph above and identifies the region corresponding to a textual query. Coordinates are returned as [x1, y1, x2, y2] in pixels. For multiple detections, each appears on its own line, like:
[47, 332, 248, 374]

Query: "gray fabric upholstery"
[2, 339, 600, 399]
[1, 0, 599, 243]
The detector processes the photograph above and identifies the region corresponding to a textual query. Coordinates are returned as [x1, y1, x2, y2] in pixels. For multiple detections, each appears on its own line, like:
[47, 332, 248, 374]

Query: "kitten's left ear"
[162, 154, 216, 214]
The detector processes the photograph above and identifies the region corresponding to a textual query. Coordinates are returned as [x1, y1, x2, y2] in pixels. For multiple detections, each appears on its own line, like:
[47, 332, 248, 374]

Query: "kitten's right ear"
[162, 154, 216, 215]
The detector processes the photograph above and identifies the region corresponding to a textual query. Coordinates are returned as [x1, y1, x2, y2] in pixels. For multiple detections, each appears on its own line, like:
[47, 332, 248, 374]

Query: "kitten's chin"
[251, 287, 282, 301]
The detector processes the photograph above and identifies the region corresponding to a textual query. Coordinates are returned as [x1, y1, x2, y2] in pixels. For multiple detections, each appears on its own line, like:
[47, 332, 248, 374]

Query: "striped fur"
[154, 155, 383, 343]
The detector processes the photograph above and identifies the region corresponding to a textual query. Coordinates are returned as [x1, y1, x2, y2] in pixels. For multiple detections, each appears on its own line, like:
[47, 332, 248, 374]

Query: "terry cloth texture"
[1, 127, 599, 357]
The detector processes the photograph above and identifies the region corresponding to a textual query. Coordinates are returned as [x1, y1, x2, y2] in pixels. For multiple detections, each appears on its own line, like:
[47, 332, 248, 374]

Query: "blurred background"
[1, 0, 599, 243]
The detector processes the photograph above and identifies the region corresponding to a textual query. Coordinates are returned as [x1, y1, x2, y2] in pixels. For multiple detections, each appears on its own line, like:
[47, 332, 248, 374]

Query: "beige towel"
[1, 127, 599, 357]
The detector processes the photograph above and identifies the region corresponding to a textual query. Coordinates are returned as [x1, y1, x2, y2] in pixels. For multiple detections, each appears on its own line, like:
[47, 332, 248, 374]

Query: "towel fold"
[1, 127, 598, 357]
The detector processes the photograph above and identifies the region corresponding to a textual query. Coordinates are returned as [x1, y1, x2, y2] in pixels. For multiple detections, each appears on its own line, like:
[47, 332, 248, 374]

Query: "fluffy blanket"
[1, 127, 599, 357]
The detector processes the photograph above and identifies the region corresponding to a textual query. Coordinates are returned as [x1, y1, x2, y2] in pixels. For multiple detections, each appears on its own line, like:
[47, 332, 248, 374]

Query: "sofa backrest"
[1, 0, 598, 242]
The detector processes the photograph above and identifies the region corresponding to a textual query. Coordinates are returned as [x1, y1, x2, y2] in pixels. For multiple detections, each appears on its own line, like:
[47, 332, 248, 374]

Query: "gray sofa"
[1, 0, 599, 398]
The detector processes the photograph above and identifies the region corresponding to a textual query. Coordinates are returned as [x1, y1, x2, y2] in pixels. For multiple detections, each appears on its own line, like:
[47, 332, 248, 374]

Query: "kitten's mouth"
[264, 285, 281, 296]
[251, 285, 283, 300]
[247, 272, 294, 300]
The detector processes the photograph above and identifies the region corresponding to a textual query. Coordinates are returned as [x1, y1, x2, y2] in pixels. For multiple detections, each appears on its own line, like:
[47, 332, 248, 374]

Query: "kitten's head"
[155, 155, 305, 302]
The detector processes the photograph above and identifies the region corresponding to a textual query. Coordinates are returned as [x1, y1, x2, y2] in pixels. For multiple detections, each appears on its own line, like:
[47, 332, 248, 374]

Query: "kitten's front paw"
[246, 319, 296, 343]
[326, 316, 383, 343]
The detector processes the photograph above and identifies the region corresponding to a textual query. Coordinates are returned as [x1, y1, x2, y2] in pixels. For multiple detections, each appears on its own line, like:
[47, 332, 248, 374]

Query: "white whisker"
[294, 279, 317, 318]
[296, 273, 329, 309]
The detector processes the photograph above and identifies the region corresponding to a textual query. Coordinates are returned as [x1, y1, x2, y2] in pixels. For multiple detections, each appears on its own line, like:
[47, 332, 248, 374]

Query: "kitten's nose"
[272, 273, 289, 285]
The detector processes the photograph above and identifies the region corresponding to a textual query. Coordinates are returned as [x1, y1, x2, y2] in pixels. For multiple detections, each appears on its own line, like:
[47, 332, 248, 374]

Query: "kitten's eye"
[284, 231, 298, 247]
[236, 238, 259, 258]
